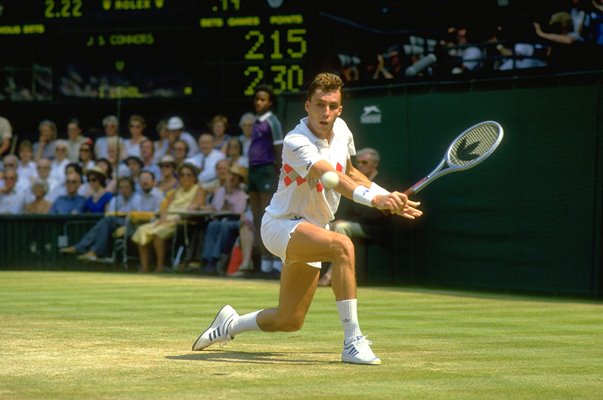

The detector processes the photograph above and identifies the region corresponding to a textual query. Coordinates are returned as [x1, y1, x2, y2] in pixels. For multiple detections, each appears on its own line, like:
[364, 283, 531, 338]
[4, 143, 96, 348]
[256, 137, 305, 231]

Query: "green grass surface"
[0, 271, 602, 400]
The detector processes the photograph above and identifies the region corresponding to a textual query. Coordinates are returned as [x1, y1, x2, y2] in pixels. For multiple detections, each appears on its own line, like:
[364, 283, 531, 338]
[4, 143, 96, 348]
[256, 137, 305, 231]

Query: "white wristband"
[352, 185, 375, 207]
[369, 182, 390, 196]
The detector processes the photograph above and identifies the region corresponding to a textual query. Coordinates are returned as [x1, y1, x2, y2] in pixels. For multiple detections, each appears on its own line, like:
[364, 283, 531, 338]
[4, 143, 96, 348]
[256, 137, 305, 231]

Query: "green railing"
[0, 214, 103, 270]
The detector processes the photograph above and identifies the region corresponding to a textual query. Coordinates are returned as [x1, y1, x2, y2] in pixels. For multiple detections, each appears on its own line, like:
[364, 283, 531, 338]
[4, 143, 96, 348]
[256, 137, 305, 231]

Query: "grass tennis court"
[1, 271, 601, 400]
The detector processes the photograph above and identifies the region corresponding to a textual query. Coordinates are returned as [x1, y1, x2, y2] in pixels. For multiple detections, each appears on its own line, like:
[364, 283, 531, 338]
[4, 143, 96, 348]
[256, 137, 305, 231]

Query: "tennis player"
[192, 73, 422, 365]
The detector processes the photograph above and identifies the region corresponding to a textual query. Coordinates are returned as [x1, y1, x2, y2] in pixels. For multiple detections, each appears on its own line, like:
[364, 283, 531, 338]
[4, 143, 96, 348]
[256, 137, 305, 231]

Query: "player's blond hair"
[307, 73, 343, 100]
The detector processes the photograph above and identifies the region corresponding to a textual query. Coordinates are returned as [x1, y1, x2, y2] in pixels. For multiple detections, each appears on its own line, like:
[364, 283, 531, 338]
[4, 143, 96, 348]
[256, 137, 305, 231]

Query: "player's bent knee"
[329, 234, 354, 265]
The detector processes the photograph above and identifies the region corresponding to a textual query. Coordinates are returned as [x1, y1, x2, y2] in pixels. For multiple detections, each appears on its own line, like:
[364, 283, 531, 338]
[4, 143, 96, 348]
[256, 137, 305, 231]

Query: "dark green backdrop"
[281, 73, 603, 296]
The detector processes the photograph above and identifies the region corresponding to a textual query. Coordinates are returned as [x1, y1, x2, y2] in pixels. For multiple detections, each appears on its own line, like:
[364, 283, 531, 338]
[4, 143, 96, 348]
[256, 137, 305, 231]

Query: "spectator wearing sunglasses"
[48, 172, 86, 214]
[78, 142, 96, 171]
[83, 166, 113, 214]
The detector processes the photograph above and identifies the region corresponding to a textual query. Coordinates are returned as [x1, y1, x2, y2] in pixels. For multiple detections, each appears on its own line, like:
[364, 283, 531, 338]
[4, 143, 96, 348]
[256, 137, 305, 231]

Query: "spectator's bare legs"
[138, 244, 151, 273]
[153, 237, 166, 273]
[239, 224, 254, 269]
[256, 222, 356, 331]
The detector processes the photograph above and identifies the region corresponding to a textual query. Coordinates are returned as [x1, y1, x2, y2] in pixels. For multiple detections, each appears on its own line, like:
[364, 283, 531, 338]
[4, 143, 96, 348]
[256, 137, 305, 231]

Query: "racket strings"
[449, 123, 501, 167]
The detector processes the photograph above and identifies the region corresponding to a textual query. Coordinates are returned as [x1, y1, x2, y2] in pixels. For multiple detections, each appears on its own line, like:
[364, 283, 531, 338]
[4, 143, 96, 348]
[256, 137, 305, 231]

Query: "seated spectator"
[319, 148, 392, 286]
[131, 163, 205, 273]
[0, 114, 12, 157]
[83, 166, 113, 214]
[201, 164, 249, 275]
[226, 137, 249, 168]
[370, 45, 404, 80]
[16, 140, 37, 185]
[440, 27, 483, 75]
[105, 136, 129, 193]
[33, 119, 57, 162]
[124, 114, 148, 157]
[139, 138, 160, 179]
[497, 42, 549, 71]
[46, 162, 86, 202]
[238, 112, 256, 157]
[2, 154, 29, 193]
[534, 12, 582, 45]
[35, 158, 62, 203]
[49, 172, 86, 214]
[208, 114, 231, 153]
[66, 118, 89, 162]
[533, 10, 590, 68]
[335, 53, 362, 82]
[0, 169, 27, 214]
[49, 139, 70, 185]
[61, 176, 143, 261]
[172, 139, 190, 167]
[185, 133, 225, 185]
[124, 155, 144, 191]
[95, 115, 120, 160]
[24, 179, 51, 214]
[153, 119, 169, 162]
[166, 116, 198, 157]
[201, 158, 230, 200]
[156, 154, 179, 194]
[78, 141, 96, 171]
[138, 170, 165, 211]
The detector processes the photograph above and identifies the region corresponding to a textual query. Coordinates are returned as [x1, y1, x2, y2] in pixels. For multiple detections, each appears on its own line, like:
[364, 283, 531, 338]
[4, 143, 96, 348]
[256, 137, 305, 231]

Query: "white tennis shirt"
[264, 117, 356, 226]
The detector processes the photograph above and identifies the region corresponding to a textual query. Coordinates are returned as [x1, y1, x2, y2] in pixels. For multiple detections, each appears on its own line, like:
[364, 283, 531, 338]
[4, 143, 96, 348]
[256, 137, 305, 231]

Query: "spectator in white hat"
[166, 116, 198, 157]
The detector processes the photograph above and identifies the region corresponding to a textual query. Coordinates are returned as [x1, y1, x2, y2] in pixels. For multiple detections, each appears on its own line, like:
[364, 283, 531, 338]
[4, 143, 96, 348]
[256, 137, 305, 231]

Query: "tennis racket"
[404, 120, 504, 196]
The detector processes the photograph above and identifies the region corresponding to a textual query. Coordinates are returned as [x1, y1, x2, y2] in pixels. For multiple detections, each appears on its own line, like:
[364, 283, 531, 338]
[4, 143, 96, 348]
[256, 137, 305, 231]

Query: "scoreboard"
[0, 0, 314, 101]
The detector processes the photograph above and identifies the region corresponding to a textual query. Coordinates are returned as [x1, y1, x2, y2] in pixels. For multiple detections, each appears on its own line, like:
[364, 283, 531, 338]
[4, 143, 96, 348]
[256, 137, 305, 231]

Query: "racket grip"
[404, 188, 415, 197]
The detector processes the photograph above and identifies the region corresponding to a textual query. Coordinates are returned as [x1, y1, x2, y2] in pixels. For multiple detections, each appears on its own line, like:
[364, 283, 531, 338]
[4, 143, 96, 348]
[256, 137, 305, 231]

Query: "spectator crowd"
[0, 85, 284, 278]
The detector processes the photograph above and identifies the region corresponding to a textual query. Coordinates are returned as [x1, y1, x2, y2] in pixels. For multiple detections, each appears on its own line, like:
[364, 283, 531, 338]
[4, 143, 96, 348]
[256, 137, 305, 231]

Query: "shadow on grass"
[166, 351, 333, 365]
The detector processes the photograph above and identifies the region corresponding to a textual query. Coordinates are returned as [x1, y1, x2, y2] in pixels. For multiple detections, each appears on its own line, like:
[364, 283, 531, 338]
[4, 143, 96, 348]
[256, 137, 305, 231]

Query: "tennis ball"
[320, 171, 339, 189]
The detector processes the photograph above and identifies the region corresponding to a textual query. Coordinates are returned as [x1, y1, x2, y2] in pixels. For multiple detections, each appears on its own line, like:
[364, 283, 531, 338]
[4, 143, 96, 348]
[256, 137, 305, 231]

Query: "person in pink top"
[200, 164, 248, 275]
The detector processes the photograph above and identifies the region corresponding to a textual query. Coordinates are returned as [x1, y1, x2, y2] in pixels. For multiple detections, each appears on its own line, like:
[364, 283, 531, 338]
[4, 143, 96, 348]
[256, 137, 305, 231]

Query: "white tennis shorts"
[261, 213, 323, 269]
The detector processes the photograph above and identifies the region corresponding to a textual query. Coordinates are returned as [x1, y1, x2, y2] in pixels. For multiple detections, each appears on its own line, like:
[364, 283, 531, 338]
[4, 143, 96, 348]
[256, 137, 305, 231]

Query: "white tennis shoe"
[341, 336, 382, 365]
[192, 305, 239, 351]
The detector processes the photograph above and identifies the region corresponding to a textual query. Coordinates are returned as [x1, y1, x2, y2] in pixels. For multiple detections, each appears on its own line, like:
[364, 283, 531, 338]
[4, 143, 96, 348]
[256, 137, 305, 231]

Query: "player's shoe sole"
[341, 336, 381, 365]
[192, 305, 239, 351]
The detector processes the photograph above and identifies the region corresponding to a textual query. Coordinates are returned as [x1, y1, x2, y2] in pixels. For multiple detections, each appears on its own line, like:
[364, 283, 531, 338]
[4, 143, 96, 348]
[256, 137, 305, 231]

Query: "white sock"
[229, 310, 263, 337]
[336, 299, 362, 342]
